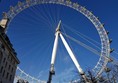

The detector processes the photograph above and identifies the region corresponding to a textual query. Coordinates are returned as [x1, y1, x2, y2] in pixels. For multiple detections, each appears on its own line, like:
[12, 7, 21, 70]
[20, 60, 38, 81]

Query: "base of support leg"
[80, 73, 91, 83]
[47, 71, 55, 83]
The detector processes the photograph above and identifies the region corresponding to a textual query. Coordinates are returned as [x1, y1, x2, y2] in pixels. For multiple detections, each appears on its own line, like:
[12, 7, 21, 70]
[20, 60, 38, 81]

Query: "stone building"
[0, 25, 20, 83]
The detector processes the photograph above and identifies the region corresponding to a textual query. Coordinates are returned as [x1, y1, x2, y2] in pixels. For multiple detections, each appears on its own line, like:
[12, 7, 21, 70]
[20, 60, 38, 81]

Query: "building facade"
[0, 26, 20, 83]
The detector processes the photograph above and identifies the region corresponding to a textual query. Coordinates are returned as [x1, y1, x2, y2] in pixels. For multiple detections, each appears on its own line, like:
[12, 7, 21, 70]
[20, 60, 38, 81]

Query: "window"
[0, 81, 2, 83]
[0, 66, 3, 73]
[10, 57, 12, 62]
[6, 72, 9, 79]
[11, 67, 13, 73]
[5, 62, 7, 67]
[0, 51, 3, 62]
[8, 65, 11, 70]
[9, 75, 12, 81]
[3, 58, 6, 63]
[2, 70, 5, 77]
[8, 55, 9, 60]
[8, 56, 11, 61]
[1, 44, 5, 51]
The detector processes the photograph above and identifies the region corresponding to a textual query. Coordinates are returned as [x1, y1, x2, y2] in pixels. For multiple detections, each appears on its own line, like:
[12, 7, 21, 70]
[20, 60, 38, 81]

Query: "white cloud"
[63, 56, 71, 63]
[37, 70, 44, 78]
[53, 67, 76, 83]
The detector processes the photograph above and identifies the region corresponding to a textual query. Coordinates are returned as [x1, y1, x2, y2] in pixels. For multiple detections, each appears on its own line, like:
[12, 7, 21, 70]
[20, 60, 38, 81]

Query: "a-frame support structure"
[47, 20, 89, 83]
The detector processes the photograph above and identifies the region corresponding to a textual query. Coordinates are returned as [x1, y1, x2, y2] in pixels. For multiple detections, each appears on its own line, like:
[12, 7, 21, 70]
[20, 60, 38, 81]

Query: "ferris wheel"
[0, 0, 111, 82]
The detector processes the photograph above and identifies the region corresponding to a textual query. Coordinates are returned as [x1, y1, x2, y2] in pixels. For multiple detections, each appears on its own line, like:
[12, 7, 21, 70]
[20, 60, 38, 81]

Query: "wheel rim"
[3, 0, 110, 78]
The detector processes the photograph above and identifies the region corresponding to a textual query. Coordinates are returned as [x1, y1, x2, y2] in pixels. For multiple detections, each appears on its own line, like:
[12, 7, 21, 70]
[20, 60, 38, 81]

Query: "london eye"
[0, 0, 111, 82]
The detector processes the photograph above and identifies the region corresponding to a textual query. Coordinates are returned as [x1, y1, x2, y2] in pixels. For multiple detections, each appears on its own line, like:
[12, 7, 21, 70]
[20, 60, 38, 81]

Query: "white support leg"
[50, 20, 61, 73]
[50, 31, 59, 72]
[59, 33, 89, 82]
[59, 33, 84, 74]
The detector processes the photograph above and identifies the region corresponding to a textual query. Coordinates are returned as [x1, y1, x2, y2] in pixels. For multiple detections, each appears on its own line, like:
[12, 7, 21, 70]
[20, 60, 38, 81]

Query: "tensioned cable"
[61, 22, 76, 54]
[62, 23, 101, 49]
[29, 5, 53, 27]
[62, 32, 118, 66]
[62, 23, 118, 57]
[62, 32, 100, 56]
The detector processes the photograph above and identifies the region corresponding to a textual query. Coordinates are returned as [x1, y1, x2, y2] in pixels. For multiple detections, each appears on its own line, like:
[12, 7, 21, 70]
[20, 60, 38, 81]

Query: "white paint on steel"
[51, 20, 61, 65]
[16, 67, 46, 83]
[60, 33, 84, 74]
